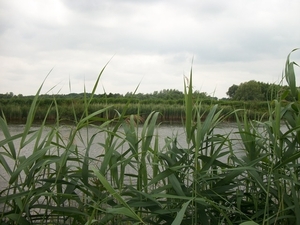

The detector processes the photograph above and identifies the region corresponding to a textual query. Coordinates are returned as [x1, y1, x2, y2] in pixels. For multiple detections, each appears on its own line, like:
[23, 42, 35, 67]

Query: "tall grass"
[0, 49, 299, 224]
[0, 97, 268, 124]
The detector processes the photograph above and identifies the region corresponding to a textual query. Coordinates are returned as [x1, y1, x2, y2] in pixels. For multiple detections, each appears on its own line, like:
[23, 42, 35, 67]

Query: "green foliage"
[234, 80, 263, 101]
[0, 49, 299, 224]
[227, 80, 285, 101]
[0, 87, 218, 124]
[227, 84, 239, 98]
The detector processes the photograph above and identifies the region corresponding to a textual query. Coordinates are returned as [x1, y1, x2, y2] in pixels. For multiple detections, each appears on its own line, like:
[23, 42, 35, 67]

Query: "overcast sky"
[0, 0, 299, 98]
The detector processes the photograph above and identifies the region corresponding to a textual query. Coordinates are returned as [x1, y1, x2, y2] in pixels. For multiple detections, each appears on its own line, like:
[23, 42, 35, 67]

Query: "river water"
[0, 123, 240, 192]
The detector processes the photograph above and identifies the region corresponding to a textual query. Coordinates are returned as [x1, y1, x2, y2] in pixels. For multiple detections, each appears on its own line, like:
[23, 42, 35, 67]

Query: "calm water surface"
[0, 123, 240, 191]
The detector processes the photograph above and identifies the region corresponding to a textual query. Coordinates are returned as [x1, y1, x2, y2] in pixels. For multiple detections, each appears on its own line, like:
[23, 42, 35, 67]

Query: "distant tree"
[259, 82, 282, 100]
[234, 80, 263, 101]
[226, 84, 239, 99]
[194, 91, 210, 99]
[226, 81, 288, 101]
[125, 92, 133, 97]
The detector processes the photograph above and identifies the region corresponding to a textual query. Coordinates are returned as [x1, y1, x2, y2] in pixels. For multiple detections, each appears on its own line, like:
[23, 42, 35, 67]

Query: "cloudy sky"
[0, 0, 299, 98]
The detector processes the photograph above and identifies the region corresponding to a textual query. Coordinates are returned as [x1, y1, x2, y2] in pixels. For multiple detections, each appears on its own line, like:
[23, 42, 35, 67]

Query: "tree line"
[0, 89, 216, 105]
[1, 80, 289, 103]
[0, 81, 290, 124]
[226, 80, 291, 101]
[0, 87, 270, 124]
[1, 80, 291, 108]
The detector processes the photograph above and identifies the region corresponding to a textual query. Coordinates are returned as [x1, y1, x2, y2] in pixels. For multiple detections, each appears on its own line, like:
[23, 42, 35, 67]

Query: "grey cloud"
[0, 0, 299, 97]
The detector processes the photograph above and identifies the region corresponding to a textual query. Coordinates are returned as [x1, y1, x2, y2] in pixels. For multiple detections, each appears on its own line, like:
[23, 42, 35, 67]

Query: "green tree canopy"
[233, 80, 263, 101]
[226, 80, 288, 101]
[226, 84, 239, 98]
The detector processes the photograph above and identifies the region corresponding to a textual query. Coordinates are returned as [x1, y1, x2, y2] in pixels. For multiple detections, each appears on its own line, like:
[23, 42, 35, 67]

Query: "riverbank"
[0, 100, 269, 125]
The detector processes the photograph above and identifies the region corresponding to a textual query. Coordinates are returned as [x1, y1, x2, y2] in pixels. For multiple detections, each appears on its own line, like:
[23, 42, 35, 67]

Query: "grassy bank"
[0, 49, 299, 225]
[0, 99, 270, 125]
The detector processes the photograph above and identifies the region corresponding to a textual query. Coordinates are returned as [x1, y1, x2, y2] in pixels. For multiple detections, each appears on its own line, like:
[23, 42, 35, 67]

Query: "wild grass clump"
[0, 49, 299, 224]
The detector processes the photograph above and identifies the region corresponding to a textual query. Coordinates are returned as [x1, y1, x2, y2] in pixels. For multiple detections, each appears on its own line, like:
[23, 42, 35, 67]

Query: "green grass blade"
[285, 48, 299, 99]
[31, 204, 87, 216]
[0, 117, 17, 159]
[169, 174, 186, 196]
[184, 67, 194, 144]
[77, 106, 113, 129]
[148, 169, 174, 186]
[9, 146, 50, 184]
[92, 168, 144, 223]
[20, 69, 52, 148]
[171, 199, 192, 225]
[0, 153, 12, 175]
[87, 60, 112, 106]
[240, 222, 259, 225]
[5, 214, 30, 225]
[107, 207, 142, 220]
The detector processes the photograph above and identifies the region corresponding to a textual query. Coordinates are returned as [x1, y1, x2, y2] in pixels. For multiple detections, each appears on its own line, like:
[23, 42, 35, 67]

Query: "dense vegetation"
[0, 49, 299, 224]
[226, 80, 292, 101]
[0, 89, 209, 123]
[0, 82, 278, 124]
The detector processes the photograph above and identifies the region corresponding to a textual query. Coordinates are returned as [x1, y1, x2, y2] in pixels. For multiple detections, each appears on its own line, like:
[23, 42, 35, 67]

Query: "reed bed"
[0, 96, 269, 125]
[0, 50, 299, 225]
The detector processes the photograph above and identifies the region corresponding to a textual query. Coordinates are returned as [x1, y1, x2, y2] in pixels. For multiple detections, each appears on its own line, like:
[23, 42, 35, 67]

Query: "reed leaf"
[285, 48, 299, 100]
[9, 146, 51, 184]
[20, 69, 52, 149]
[171, 199, 192, 225]
[240, 222, 259, 225]
[0, 117, 17, 160]
[77, 106, 113, 130]
[184, 67, 194, 144]
[5, 213, 30, 225]
[93, 169, 144, 223]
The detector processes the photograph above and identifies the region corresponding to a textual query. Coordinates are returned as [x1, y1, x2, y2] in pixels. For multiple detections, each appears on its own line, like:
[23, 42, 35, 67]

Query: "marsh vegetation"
[0, 50, 299, 224]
